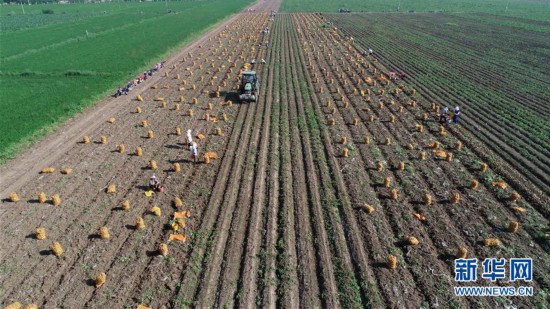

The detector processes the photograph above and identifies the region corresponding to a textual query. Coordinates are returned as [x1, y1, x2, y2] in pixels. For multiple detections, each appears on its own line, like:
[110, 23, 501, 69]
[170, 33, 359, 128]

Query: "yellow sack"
[4, 302, 22, 309]
[171, 222, 179, 231]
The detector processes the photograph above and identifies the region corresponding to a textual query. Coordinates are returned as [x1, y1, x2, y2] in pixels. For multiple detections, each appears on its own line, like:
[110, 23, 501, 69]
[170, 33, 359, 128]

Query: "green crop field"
[0, 0, 252, 163]
[281, 0, 550, 21]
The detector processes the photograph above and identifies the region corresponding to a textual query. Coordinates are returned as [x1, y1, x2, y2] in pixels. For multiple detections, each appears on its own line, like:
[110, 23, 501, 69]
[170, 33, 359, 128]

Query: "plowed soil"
[1, 4, 548, 308]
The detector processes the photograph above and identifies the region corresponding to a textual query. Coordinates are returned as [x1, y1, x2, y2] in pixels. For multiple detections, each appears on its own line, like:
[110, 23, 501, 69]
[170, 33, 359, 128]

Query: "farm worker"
[368, 48, 373, 55]
[265, 41, 269, 48]
[389, 71, 396, 80]
[261, 59, 266, 64]
[186, 129, 193, 150]
[149, 175, 161, 191]
[399, 71, 406, 80]
[440, 106, 449, 125]
[251, 59, 256, 64]
[453, 106, 461, 124]
[191, 143, 199, 163]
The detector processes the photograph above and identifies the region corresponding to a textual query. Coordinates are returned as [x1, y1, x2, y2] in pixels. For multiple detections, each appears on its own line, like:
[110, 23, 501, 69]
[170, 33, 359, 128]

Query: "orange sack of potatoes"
[432, 150, 448, 158]
[169, 234, 187, 242]
[491, 182, 507, 189]
[174, 210, 191, 219]
[204, 152, 218, 159]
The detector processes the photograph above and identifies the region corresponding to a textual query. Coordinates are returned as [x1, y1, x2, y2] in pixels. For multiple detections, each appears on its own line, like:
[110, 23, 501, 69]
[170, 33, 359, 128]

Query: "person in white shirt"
[191, 143, 198, 163]
[440, 106, 449, 125]
[187, 129, 193, 150]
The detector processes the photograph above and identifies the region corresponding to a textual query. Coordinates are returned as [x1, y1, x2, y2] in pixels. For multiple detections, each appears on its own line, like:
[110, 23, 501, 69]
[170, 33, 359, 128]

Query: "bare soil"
[1, 6, 548, 308]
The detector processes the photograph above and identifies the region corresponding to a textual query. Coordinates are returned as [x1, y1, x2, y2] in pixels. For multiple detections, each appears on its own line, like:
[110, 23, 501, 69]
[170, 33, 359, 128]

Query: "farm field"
[0, 0, 252, 163]
[325, 12, 550, 212]
[281, 0, 550, 21]
[1, 1, 550, 308]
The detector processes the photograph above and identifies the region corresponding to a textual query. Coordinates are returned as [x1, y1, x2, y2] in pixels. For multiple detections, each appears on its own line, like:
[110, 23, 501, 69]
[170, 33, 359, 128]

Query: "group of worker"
[113, 61, 165, 97]
[146, 9, 275, 194]
[146, 129, 200, 193]
[250, 58, 266, 65]
[361, 48, 374, 56]
[382, 66, 461, 126]
[360, 48, 463, 125]
[440, 106, 461, 126]
[251, 26, 270, 66]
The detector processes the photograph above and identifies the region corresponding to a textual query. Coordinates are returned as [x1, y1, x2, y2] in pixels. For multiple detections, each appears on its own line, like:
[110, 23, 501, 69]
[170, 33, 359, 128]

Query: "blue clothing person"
[453, 106, 460, 124]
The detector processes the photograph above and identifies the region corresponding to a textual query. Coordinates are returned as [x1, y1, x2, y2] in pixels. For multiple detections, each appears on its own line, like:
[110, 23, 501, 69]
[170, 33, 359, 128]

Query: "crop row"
[290, 12, 549, 308]
[325, 13, 550, 197]
[0, 11, 273, 307]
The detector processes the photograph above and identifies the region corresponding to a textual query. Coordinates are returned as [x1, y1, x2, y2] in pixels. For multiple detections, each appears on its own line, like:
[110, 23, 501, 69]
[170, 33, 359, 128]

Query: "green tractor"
[239, 71, 259, 102]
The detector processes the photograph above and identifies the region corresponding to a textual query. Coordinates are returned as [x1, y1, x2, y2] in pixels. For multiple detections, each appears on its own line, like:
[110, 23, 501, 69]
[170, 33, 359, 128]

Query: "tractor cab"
[239, 71, 259, 102]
